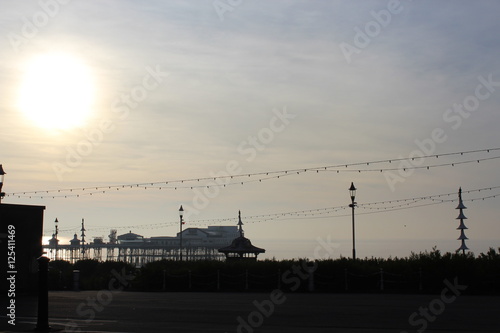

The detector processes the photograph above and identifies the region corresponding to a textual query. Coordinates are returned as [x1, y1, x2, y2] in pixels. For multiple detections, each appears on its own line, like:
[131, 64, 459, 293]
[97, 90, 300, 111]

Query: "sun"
[18, 53, 95, 130]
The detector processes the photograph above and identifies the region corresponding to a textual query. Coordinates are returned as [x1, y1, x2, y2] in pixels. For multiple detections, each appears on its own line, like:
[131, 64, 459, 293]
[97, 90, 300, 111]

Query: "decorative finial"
[237, 210, 244, 237]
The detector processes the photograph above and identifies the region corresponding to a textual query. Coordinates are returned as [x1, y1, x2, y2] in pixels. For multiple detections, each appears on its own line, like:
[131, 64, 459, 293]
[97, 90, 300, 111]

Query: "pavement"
[2, 291, 500, 333]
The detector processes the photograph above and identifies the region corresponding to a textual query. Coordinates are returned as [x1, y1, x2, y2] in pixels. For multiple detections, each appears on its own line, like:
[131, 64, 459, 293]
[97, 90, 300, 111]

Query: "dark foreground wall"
[0, 203, 45, 294]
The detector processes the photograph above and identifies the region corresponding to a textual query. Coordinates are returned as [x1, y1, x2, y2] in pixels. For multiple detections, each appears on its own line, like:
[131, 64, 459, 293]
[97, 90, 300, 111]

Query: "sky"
[1, 0, 500, 260]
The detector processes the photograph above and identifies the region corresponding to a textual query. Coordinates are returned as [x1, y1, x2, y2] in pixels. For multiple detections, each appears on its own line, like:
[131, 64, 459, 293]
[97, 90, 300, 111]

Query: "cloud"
[1, 1, 500, 258]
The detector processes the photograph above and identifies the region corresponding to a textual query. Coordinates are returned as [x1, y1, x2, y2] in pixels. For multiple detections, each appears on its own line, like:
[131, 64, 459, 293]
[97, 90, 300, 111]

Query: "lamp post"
[0, 164, 6, 203]
[348, 182, 357, 260]
[55, 218, 59, 260]
[179, 205, 184, 262]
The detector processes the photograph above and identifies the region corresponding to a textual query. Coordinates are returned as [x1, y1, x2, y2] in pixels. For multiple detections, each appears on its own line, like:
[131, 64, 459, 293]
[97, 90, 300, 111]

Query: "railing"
[148, 268, 439, 293]
[47, 264, 499, 294]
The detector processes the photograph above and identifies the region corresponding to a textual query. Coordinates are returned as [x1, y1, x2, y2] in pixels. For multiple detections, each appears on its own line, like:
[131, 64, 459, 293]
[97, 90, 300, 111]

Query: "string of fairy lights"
[46, 185, 500, 235]
[9, 147, 500, 200]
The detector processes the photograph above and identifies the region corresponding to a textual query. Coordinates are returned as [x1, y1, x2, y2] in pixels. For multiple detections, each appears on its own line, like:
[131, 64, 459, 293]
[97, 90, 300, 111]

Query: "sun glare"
[18, 53, 95, 130]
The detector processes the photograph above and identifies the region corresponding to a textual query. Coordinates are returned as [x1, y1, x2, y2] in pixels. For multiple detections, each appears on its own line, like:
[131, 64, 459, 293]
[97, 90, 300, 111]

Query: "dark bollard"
[36, 256, 50, 331]
[73, 270, 80, 292]
[379, 268, 384, 291]
[308, 263, 315, 292]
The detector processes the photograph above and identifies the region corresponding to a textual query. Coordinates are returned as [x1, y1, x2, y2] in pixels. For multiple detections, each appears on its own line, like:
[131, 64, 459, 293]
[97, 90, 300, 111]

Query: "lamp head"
[0, 165, 5, 200]
[179, 205, 184, 217]
[349, 182, 357, 201]
[0, 164, 5, 184]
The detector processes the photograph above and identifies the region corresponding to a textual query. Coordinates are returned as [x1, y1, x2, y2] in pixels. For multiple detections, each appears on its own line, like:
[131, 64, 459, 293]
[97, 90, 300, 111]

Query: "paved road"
[3, 291, 500, 332]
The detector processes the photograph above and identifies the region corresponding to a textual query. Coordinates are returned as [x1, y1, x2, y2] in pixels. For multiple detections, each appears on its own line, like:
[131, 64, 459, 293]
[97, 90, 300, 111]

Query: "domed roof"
[218, 211, 265, 258]
[219, 236, 265, 254]
[70, 233, 80, 246]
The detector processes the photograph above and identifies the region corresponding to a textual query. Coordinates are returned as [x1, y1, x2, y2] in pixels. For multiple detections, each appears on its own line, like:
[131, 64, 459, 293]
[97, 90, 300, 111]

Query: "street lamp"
[0, 164, 6, 203]
[179, 205, 184, 262]
[348, 182, 357, 260]
[55, 218, 59, 260]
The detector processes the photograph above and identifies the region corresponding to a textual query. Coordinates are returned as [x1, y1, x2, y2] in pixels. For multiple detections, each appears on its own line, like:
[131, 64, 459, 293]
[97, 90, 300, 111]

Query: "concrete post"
[344, 268, 348, 291]
[245, 270, 249, 290]
[379, 268, 384, 291]
[73, 270, 80, 292]
[308, 265, 315, 292]
[162, 269, 166, 291]
[217, 270, 220, 291]
[419, 267, 423, 292]
[188, 270, 192, 289]
[35, 256, 50, 331]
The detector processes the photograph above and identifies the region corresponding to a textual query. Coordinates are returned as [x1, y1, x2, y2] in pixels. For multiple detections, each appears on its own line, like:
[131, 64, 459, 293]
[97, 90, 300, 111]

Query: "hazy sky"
[1, 0, 500, 260]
